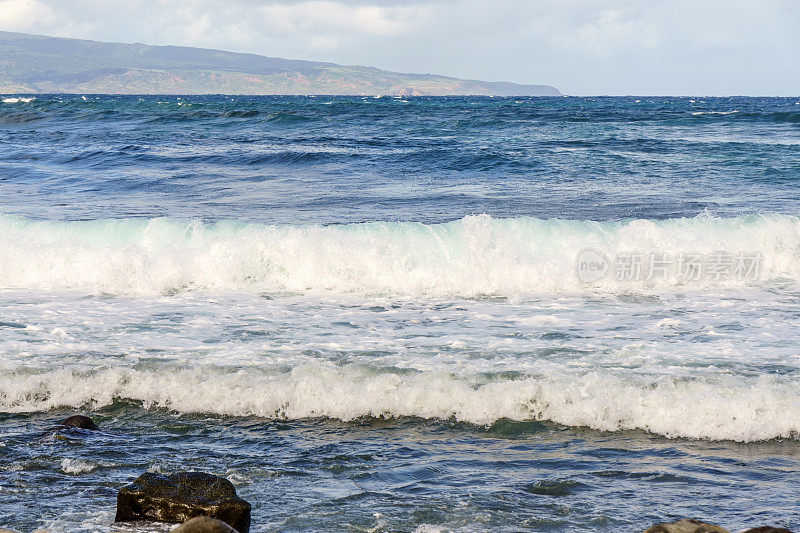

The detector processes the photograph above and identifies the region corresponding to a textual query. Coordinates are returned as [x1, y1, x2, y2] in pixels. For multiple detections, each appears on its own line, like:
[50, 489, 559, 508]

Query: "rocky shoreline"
[644, 520, 791, 533]
[0, 415, 795, 533]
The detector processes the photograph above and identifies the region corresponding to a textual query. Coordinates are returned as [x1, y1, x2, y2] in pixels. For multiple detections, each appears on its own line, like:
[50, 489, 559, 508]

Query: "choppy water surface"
[1, 95, 799, 531]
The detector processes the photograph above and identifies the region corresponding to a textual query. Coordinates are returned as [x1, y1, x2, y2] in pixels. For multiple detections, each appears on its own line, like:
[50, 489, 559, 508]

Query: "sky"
[0, 0, 798, 95]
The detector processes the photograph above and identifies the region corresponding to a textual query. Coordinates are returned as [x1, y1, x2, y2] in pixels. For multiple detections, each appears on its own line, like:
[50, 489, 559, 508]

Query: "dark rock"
[743, 528, 794, 533]
[173, 516, 239, 533]
[115, 472, 250, 533]
[61, 415, 98, 430]
[645, 519, 730, 533]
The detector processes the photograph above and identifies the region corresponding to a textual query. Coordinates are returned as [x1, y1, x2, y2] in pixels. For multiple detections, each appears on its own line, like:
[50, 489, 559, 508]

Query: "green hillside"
[0, 31, 560, 96]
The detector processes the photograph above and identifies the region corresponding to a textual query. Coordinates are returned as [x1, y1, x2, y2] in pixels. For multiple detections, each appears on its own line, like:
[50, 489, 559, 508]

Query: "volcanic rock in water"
[61, 415, 98, 430]
[115, 472, 250, 533]
[644, 519, 730, 533]
[173, 516, 239, 533]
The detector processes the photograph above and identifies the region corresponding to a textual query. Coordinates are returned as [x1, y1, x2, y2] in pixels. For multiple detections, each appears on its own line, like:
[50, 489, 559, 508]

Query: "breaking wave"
[1, 364, 798, 442]
[1, 213, 798, 296]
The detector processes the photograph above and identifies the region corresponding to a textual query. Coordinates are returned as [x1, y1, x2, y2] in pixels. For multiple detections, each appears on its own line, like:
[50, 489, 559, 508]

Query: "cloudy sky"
[1, 0, 798, 95]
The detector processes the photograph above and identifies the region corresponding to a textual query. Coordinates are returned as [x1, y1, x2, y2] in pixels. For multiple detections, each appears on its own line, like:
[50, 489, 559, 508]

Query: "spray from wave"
[1, 213, 799, 296]
[1, 364, 797, 442]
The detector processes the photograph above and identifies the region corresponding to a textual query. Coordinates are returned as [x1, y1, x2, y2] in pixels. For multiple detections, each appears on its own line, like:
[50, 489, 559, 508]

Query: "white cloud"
[529, 7, 661, 58]
[256, 1, 428, 36]
[574, 9, 660, 55]
[0, 0, 56, 31]
[308, 34, 340, 50]
[0, 0, 797, 95]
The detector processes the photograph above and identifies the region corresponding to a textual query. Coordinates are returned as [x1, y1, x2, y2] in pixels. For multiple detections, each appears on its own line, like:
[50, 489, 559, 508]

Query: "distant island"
[0, 31, 560, 96]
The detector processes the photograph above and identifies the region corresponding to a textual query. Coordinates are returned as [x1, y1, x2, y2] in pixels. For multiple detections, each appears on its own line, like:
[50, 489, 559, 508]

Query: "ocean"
[1, 95, 799, 531]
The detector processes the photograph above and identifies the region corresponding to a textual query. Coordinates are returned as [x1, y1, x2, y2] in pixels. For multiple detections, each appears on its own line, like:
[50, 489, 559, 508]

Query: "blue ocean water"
[1, 95, 800, 531]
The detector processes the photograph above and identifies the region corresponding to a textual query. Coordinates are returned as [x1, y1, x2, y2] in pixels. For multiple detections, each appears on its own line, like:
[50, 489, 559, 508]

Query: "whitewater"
[1, 213, 799, 442]
[2, 213, 799, 295]
[3, 95, 800, 532]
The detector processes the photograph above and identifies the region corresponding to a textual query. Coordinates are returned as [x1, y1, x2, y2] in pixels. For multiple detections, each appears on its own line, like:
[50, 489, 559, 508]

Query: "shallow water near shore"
[1, 95, 800, 531]
[3, 410, 800, 532]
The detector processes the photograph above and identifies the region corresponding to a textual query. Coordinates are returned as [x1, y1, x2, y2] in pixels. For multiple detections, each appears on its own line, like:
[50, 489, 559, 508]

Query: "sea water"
[1, 95, 799, 531]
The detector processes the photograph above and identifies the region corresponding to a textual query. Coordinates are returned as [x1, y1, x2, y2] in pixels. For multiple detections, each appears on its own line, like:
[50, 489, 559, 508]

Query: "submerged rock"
[174, 516, 239, 533]
[644, 519, 730, 533]
[742, 528, 794, 533]
[115, 472, 250, 533]
[61, 415, 98, 430]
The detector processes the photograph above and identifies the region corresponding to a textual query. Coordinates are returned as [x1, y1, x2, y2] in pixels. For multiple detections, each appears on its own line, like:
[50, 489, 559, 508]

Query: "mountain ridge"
[0, 31, 560, 96]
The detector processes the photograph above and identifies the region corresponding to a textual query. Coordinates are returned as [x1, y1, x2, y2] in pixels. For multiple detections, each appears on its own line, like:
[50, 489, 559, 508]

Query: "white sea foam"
[1, 364, 798, 442]
[691, 110, 739, 116]
[60, 458, 97, 474]
[0, 213, 798, 296]
[1, 97, 35, 103]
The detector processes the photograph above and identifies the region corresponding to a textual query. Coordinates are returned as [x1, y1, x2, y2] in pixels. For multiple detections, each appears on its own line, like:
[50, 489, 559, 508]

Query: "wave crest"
[1, 364, 797, 442]
[1, 213, 799, 296]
